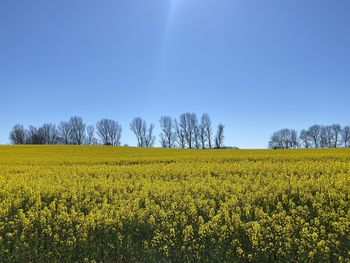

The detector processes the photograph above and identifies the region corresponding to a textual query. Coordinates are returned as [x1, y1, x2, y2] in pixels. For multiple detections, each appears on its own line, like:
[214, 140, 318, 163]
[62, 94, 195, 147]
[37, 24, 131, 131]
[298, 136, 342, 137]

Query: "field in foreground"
[0, 146, 349, 262]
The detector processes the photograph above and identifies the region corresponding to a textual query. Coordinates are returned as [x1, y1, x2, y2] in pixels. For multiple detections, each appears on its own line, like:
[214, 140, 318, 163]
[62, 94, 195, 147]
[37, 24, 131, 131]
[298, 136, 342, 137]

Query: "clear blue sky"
[1, 0, 350, 148]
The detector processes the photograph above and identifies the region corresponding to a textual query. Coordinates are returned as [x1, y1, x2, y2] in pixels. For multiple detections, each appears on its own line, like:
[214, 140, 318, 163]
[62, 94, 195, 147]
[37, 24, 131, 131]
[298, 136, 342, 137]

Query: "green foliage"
[0, 146, 349, 262]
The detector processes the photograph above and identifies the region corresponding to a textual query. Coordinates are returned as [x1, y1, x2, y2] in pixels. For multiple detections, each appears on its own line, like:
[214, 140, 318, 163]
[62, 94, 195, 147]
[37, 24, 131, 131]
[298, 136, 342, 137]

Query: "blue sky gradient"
[1, 0, 350, 148]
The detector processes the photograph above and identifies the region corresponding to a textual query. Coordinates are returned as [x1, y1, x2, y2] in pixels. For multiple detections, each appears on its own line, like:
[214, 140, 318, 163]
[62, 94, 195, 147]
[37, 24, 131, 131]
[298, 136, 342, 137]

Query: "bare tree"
[69, 116, 86, 145]
[269, 133, 283, 149]
[179, 113, 191, 148]
[179, 113, 198, 149]
[58, 121, 72, 144]
[25, 125, 44, 144]
[130, 117, 145, 147]
[194, 125, 201, 149]
[341, 126, 350, 148]
[290, 129, 299, 148]
[320, 124, 342, 148]
[175, 119, 186, 148]
[215, 123, 225, 148]
[331, 124, 342, 148]
[86, 125, 96, 145]
[144, 123, 156, 147]
[174, 113, 213, 149]
[160, 136, 167, 148]
[130, 117, 154, 147]
[270, 124, 345, 149]
[9, 124, 26, 144]
[299, 129, 311, 148]
[307, 125, 322, 148]
[269, 132, 283, 149]
[269, 129, 298, 149]
[96, 119, 122, 146]
[199, 123, 206, 149]
[201, 113, 212, 149]
[40, 123, 59, 144]
[159, 116, 175, 148]
[320, 126, 329, 148]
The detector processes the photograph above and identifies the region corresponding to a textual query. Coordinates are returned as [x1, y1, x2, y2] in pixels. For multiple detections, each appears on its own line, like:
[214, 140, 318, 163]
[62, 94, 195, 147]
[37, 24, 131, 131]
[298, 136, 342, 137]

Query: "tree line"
[9, 113, 226, 149]
[269, 124, 350, 149]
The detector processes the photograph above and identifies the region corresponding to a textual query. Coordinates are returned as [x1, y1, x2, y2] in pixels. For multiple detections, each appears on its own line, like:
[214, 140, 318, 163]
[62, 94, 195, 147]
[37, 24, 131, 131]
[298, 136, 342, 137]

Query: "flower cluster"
[0, 146, 349, 262]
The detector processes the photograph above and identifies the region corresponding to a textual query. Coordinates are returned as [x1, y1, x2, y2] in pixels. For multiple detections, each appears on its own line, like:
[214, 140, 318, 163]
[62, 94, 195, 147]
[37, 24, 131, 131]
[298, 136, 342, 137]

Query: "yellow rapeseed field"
[0, 145, 349, 262]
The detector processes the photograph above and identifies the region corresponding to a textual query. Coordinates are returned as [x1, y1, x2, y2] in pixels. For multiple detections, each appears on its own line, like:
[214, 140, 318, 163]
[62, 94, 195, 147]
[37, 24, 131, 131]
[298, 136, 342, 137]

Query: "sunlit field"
[0, 146, 349, 262]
